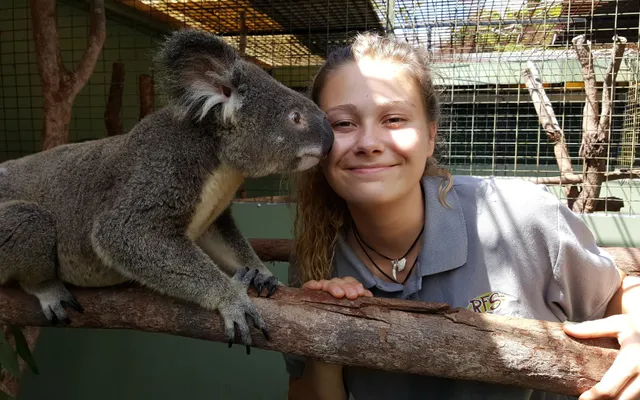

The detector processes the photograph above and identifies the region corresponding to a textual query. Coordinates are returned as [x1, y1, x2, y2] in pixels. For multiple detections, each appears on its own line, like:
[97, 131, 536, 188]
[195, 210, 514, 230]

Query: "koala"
[0, 29, 334, 350]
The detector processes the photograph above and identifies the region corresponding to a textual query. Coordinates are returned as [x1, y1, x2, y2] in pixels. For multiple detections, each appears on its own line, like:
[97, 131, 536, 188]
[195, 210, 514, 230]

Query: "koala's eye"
[290, 111, 301, 124]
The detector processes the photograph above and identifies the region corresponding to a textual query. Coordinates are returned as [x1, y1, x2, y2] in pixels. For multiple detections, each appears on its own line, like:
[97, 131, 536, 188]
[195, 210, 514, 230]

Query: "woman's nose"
[354, 124, 385, 154]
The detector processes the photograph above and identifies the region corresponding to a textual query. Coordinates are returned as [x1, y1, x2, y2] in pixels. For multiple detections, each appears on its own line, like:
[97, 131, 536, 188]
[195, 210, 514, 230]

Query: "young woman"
[283, 33, 640, 400]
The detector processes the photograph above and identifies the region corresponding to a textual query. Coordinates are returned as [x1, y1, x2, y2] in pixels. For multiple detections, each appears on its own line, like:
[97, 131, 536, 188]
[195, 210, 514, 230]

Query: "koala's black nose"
[322, 118, 334, 154]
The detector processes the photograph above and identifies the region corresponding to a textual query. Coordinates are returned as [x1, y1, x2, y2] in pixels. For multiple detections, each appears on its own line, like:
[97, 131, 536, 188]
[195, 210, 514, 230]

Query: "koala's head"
[155, 29, 334, 177]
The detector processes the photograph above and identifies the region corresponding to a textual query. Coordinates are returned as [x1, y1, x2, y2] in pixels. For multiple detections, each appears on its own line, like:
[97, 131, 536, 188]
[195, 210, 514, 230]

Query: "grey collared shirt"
[284, 175, 622, 400]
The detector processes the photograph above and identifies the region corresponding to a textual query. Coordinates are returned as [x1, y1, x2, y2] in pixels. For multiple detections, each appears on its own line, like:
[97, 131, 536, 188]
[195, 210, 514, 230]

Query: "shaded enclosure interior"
[1, 0, 639, 213]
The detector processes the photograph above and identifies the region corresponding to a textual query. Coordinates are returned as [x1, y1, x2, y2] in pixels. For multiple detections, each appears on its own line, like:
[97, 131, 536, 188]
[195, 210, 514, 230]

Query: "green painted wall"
[0, 0, 166, 161]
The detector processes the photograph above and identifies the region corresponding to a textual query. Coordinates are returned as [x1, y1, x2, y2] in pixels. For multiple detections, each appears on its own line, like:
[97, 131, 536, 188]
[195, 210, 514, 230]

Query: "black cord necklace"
[352, 221, 424, 284]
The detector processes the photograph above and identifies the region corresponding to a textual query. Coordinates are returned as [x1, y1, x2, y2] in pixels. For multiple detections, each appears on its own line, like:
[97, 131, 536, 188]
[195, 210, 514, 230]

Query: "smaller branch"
[593, 197, 624, 212]
[572, 34, 600, 144]
[105, 61, 125, 136]
[599, 36, 627, 135]
[522, 61, 563, 144]
[525, 168, 640, 185]
[522, 61, 579, 204]
[70, 0, 106, 97]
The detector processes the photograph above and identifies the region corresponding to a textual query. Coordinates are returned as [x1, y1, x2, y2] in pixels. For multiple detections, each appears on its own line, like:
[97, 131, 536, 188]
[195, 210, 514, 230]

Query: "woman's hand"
[563, 314, 640, 400]
[302, 276, 373, 299]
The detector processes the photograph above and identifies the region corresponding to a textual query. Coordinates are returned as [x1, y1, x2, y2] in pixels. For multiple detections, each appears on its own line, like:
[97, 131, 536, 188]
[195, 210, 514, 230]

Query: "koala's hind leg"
[0, 201, 83, 325]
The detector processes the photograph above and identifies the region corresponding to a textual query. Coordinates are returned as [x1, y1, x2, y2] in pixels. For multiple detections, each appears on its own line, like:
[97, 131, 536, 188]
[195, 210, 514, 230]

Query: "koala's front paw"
[217, 284, 269, 355]
[234, 266, 279, 297]
[30, 283, 84, 326]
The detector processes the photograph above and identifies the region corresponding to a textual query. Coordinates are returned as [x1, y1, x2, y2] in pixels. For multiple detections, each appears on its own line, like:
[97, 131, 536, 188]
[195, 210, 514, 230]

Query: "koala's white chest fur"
[187, 164, 244, 241]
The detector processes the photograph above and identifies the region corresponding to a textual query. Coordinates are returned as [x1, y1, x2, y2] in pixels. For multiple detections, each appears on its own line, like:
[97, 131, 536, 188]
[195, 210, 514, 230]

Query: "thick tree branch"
[571, 35, 627, 213]
[0, 285, 621, 397]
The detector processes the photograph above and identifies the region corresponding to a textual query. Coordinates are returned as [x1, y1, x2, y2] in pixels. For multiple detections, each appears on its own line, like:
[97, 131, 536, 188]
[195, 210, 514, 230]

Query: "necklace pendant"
[393, 258, 407, 272]
[392, 264, 398, 281]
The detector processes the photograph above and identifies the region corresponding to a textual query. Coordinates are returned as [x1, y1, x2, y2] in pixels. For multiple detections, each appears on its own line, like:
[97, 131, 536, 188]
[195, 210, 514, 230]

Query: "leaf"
[0, 340, 19, 378]
[10, 327, 39, 375]
[0, 388, 14, 400]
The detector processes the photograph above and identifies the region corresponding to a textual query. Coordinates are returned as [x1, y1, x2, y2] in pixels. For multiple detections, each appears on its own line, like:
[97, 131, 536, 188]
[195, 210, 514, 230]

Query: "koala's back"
[0, 108, 230, 287]
[0, 133, 136, 286]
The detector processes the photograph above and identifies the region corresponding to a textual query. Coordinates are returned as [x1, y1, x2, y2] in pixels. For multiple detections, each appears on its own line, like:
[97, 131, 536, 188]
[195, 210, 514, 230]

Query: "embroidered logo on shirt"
[467, 291, 506, 313]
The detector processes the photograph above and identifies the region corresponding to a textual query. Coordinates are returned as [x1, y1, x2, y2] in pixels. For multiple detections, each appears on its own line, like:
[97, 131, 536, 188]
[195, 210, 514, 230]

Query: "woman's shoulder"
[423, 174, 563, 227]
[452, 175, 559, 205]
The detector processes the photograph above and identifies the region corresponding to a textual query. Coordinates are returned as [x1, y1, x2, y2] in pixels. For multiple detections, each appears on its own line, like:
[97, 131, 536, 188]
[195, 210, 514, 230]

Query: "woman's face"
[318, 57, 436, 207]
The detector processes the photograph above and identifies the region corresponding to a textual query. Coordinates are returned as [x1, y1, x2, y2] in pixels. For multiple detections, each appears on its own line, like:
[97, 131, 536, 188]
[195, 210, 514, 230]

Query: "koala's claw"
[61, 298, 85, 314]
[233, 266, 279, 297]
[218, 286, 269, 352]
[39, 292, 84, 326]
[227, 341, 253, 356]
[234, 267, 258, 286]
[48, 311, 71, 326]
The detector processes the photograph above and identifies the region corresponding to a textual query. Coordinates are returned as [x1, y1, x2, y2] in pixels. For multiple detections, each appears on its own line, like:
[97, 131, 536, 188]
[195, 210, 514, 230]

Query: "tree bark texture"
[239, 11, 247, 56]
[246, 238, 640, 277]
[0, 285, 621, 397]
[105, 61, 125, 136]
[571, 35, 627, 213]
[139, 74, 154, 120]
[29, 0, 106, 150]
[522, 61, 580, 208]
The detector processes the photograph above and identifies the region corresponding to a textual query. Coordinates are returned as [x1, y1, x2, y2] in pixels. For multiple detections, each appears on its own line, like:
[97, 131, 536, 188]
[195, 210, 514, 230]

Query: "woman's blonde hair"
[291, 32, 453, 285]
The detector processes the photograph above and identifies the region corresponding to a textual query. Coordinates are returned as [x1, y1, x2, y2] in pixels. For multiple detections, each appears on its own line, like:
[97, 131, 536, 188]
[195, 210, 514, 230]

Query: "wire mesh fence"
[0, 0, 638, 214]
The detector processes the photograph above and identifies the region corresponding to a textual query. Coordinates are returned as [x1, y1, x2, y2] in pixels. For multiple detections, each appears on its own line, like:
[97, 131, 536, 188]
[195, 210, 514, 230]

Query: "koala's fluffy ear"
[154, 29, 241, 122]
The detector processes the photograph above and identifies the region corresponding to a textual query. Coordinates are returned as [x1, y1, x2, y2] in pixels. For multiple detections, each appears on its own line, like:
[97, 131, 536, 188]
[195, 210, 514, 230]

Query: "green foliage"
[0, 326, 40, 400]
[450, 0, 564, 53]
[10, 327, 39, 376]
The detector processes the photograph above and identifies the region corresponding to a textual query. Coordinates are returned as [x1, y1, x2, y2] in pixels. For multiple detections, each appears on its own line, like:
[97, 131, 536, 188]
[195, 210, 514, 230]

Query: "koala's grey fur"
[0, 29, 334, 348]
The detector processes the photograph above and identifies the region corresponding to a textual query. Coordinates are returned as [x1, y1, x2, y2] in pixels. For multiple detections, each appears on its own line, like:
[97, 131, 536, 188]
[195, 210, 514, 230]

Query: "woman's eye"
[332, 121, 354, 128]
[385, 117, 406, 127]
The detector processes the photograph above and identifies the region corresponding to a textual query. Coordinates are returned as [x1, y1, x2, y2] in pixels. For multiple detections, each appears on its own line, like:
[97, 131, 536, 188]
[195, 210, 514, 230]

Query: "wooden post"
[139, 74, 154, 120]
[104, 61, 125, 136]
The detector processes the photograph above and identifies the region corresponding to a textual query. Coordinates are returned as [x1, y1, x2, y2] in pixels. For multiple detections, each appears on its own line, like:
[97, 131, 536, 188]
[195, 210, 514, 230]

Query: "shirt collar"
[333, 176, 468, 291]
[418, 176, 468, 277]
